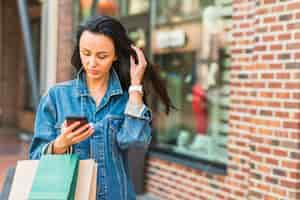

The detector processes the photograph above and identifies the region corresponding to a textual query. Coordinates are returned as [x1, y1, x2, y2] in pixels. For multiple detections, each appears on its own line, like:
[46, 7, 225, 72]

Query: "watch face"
[129, 85, 143, 94]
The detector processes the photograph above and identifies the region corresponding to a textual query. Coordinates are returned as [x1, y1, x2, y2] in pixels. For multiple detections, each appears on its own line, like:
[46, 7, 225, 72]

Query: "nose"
[87, 56, 97, 68]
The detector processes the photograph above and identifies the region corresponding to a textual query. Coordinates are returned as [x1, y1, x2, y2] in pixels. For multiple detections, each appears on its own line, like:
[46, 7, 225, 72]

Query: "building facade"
[144, 1, 300, 199]
[1, 0, 299, 199]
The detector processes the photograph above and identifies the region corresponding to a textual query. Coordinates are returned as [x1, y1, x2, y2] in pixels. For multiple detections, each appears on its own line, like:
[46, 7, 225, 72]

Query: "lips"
[88, 70, 99, 75]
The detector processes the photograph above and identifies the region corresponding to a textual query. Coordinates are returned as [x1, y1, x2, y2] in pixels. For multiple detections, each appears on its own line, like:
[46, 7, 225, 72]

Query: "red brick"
[287, 2, 300, 11]
[262, 54, 274, 60]
[276, 73, 290, 79]
[270, 44, 282, 51]
[270, 25, 284, 32]
[287, 23, 300, 30]
[263, 16, 276, 23]
[268, 82, 282, 88]
[283, 121, 300, 129]
[273, 149, 288, 157]
[284, 102, 300, 109]
[287, 42, 300, 50]
[255, 45, 267, 51]
[278, 33, 291, 41]
[272, 187, 287, 197]
[261, 73, 273, 79]
[269, 63, 283, 69]
[275, 92, 290, 99]
[271, 5, 284, 13]
[256, 8, 269, 15]
[280, 180, 300, 188]
[260, 92, 273, 98]
[289, 172, 300, 179]
[259, 128, 272, 136]
[266, 158, 278, 165]
[262, 35, 275, 42]
[275, 111, 289, 118]
[285, 82, 300, 89]
[295, 32, 300, 39]
[264, 0, 276, 4]
[257, 146, 271, 154]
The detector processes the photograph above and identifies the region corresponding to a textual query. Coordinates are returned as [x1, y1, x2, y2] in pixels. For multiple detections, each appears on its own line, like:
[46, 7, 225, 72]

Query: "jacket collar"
[75, 67, 123, 98]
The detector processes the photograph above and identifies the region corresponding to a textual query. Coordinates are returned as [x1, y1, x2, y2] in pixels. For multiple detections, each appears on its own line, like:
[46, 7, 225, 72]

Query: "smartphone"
[65, 116, 88, 130]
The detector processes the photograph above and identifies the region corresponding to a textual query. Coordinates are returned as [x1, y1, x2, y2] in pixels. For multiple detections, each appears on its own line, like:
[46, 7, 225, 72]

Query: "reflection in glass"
[153, 1, 231, 164]
[155, 0, 210, 24]
[128, 0, 149, 15]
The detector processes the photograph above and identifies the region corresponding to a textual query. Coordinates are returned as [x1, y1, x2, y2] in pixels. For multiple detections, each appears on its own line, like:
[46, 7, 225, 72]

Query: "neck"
[86, 73, 109, 92]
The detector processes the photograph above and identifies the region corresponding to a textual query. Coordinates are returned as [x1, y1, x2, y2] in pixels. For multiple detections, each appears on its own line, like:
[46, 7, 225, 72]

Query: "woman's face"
[79, 30, 117, 80]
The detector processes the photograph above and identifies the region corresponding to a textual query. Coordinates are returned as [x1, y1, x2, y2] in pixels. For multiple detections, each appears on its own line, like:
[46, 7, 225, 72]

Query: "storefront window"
[155, 0, 212, 25]
[152, 1, 232, 165]
[119, 0, 149, 16]
[78, 0, 120, 22]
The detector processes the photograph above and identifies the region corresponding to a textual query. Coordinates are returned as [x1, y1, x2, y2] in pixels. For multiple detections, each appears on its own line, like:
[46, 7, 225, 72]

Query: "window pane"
[152, 1, 232, 164]
[128, 0, 149, 15]
[155, 0, 204, 24]
[79, 0, 120, 21]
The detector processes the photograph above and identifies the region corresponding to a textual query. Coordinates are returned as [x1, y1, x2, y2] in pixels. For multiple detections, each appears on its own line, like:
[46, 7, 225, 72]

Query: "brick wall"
[144, 0, 300, 199]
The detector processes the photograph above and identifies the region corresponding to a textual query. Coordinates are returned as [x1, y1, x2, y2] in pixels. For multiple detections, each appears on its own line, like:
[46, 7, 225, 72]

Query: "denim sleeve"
[116, 102, 152, 150]
[29, 91, 57, 160]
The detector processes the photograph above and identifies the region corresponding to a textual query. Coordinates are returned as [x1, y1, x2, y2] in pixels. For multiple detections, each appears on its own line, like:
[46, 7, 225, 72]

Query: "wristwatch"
[128, 85, 143, 95]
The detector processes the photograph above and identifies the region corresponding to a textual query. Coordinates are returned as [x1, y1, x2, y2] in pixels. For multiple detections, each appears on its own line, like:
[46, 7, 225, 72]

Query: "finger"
[130, 56, 136, 69]
[67, 124, 90, 139]
[63, 121, 81, 134]
[73, 128, 94, 143]
[71, 127, 94, 143]
[132, 46, 147, 66]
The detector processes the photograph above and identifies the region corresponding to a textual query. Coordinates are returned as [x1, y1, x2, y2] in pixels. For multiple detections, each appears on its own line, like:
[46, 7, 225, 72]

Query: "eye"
[97, 55, 107, 59]
[81, 50, 90, 56]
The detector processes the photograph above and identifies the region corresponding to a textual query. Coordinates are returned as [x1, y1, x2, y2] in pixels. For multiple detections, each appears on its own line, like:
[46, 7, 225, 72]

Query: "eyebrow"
[81, 48, 109, 54]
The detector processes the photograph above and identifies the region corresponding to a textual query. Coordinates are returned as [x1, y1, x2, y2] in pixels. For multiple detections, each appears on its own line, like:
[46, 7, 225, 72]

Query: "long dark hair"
[71, 15, 174, 114]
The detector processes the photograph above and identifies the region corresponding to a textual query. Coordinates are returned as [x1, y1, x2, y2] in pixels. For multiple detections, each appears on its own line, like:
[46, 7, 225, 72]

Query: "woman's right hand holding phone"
[53, 121, 94, 154]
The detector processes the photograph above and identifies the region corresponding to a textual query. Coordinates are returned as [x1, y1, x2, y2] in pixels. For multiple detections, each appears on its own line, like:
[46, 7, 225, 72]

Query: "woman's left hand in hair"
[130, 45, 147, 85]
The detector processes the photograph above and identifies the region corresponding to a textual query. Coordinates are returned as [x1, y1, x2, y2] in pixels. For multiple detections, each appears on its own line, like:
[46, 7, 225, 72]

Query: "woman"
[29, 15, 173, 200]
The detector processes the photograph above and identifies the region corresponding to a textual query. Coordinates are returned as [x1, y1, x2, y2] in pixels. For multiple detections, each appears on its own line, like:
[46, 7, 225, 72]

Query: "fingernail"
[89, 123, 95, 129]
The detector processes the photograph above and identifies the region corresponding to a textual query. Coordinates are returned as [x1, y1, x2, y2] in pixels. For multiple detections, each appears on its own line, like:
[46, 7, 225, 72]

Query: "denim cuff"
[42, 141, 73, 155]
[124, 101, 152, 121]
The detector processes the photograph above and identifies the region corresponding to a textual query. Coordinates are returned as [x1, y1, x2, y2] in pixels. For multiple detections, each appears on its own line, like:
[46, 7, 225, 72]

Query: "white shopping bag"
[8, 159, 97, 200]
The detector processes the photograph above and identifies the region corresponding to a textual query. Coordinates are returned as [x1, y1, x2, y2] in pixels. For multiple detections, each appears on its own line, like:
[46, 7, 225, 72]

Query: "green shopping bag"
[28, 154, 79, 200]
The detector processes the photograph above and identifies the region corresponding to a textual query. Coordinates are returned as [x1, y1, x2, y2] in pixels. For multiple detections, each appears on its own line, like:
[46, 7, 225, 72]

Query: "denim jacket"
[29, 68, 152, 200]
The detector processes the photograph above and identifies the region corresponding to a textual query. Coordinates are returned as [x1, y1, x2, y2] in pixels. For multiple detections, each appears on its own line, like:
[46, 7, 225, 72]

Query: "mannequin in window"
[190, 5, 223, 151]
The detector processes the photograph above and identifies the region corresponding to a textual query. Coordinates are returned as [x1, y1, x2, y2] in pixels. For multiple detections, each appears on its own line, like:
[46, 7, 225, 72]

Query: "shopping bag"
[8, 158, 97, 200]
[28, 154, 79, 200]
[75, 159, 97, 200]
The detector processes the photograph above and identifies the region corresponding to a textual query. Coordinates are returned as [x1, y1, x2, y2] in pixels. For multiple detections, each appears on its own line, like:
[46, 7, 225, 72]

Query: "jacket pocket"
[108, 115, 124, 133]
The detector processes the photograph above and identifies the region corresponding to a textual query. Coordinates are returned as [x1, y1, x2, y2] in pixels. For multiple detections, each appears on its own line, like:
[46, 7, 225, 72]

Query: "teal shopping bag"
[28, 154, 79, 200]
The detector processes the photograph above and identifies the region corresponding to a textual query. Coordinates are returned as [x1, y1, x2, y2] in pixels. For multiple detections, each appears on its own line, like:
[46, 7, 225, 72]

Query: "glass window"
[155, 0, 212, 25]
[127, 0, 149, 15]
[79, 0, 120, 22]
[152, 1, 232, 164]
[117, 0, 149, 17]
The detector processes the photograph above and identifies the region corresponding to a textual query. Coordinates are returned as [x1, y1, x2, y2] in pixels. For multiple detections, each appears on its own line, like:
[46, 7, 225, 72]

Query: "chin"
[87, 73, 101, 79]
